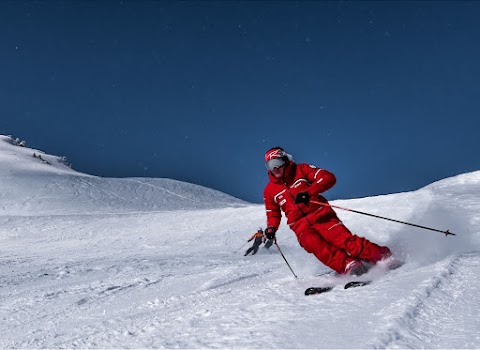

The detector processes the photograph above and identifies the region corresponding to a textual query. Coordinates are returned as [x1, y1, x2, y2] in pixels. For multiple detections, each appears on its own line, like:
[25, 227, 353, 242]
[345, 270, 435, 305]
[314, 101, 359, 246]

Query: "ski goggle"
[266, 157, 286, 171]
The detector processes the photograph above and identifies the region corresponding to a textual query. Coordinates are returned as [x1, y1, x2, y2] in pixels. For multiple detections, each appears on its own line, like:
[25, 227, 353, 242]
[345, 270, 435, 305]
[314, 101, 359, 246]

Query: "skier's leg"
[251, 237, 263, 255]
[296, 226, 357, 274]
[313, 218, 391, 263]
[244, 247, 254, 256]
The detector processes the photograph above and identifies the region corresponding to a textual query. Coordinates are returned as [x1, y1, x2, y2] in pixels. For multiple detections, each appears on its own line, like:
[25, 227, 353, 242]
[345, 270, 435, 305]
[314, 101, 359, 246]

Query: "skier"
[244, 228, 273, 256]
[263, 147, 392, 276]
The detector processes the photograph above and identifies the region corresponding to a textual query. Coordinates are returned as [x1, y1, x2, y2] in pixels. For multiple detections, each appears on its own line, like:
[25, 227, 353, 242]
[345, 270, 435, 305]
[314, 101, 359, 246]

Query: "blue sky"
[1, 1, 479, 203]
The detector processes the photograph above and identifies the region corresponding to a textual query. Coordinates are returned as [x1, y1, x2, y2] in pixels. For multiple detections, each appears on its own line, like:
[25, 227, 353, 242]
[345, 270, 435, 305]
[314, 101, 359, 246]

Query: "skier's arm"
[301, 164, 336, 196]
[264, 187, 281, 230]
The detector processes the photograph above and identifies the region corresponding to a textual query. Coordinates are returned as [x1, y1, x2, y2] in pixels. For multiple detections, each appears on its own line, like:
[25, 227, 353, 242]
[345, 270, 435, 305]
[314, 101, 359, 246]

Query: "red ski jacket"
[263, 161, 337, 232]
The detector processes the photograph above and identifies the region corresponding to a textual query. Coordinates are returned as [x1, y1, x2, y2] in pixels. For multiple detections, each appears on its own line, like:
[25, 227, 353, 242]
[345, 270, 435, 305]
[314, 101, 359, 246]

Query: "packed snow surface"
[1, 135, 479, 348]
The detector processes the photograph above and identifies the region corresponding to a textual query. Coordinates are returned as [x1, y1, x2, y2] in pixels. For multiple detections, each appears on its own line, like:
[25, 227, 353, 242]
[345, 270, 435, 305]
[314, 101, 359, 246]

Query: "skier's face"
[271, 163, 285, 179]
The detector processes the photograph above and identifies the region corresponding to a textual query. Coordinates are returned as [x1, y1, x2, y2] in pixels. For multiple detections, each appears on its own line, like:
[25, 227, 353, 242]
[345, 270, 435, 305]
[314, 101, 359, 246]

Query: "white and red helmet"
[264, 147, 293, 171]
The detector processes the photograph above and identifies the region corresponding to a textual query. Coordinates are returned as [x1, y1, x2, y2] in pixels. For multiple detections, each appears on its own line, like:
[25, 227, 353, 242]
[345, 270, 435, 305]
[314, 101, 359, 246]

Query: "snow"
[1, 134, 479, 348]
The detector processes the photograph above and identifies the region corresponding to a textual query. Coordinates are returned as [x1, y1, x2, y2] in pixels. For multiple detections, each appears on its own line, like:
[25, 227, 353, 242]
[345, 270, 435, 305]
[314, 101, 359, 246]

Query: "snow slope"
[1, 135, 479, 348]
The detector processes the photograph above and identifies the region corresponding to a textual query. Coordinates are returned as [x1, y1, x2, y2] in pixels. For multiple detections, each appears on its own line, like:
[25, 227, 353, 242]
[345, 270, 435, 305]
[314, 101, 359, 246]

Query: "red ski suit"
[263, 161, 388, 274]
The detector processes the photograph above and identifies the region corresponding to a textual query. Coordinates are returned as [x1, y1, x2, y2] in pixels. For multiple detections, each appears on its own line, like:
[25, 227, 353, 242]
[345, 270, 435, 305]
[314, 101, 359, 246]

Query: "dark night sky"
[1, 1, 479, 203]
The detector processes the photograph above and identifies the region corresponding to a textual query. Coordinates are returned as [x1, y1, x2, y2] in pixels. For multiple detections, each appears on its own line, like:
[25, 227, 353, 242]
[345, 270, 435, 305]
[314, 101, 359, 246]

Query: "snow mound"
[330, 169, 480, 268]
[0, 135, 247, 215]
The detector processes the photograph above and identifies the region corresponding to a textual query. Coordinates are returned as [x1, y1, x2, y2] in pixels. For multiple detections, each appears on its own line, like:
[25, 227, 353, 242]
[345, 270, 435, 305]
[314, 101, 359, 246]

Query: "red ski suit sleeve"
[299, 164, 337, 198]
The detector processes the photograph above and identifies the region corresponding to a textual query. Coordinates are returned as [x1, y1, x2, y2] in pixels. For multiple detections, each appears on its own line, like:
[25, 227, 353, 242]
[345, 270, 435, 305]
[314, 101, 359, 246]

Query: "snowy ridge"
[1, 134, 480, 348]
[0, 135, 247, 215]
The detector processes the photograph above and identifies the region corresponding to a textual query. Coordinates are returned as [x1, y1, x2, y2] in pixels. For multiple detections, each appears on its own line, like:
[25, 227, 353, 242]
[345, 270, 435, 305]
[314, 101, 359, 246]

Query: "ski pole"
[310, 200, 456, 237]
[233, 241, 249, 254]
[275, 240, 298, 278]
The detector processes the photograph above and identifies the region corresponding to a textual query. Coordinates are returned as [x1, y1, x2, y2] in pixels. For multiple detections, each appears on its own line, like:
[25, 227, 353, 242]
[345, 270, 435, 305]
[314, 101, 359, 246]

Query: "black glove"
[295, 191, 310, 205]
[265, 226, 276, 240]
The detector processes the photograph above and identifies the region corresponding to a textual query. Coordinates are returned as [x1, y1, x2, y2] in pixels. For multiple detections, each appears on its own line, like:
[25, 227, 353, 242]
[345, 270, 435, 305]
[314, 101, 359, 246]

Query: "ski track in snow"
[370, 252, 480, 349]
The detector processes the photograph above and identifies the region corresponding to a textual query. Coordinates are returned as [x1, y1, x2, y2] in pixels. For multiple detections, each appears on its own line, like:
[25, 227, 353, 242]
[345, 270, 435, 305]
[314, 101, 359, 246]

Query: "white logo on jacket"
[273, 190, 286, 204]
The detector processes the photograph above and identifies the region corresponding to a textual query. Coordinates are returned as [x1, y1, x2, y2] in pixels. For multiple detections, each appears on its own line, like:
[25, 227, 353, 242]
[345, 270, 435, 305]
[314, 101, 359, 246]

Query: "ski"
[304, 286, 334, 295]
[305, 258, 404, 296]
[344, 280, 371, 289]
[305, 280, 371, 296]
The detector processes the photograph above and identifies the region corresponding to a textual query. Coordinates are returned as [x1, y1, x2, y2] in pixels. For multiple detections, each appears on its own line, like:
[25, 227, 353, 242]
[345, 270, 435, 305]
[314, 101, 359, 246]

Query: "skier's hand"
[265, 226, 276, 240]
[295, 192, 310, 205]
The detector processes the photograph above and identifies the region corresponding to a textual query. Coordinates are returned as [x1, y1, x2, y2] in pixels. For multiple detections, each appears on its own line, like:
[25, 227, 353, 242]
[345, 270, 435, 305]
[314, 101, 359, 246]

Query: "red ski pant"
[293, 216, 387, 274]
